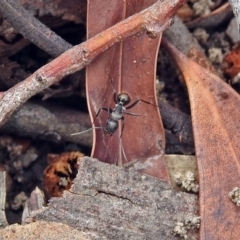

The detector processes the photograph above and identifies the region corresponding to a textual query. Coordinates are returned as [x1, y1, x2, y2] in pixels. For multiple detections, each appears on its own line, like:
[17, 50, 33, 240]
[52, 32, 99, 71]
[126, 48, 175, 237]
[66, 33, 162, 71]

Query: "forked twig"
[0, 0, 186, 127]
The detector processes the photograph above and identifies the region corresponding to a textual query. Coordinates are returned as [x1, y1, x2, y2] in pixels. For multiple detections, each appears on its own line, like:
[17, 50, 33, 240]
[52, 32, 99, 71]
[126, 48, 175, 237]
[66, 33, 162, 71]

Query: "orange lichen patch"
[223, 48, 240, 78]
[42, 151, 84, 198]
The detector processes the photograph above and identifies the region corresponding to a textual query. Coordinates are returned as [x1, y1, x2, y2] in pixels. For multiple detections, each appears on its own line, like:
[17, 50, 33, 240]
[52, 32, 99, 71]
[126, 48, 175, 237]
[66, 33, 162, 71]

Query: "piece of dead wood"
[0, 0, 72, 58]
[0, 0, 86, 39]
[0, 0, 86, 89]
[20, 0, 87, 24]
[0, 102, 92, 147]
[0, 171, 8, 228]
[186, 3, 233, 30]
[25, 157, 198, 240]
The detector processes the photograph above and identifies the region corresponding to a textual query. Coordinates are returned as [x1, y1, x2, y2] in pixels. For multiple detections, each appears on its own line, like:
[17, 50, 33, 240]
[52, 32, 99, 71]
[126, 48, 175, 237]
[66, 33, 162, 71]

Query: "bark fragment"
[28, 157, 198, 240]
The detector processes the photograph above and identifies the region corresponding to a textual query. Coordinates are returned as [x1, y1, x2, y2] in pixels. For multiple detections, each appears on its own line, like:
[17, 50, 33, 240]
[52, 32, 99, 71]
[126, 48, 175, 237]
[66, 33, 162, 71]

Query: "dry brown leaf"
[163, 38, 240, 239]
[86, 0, 169, 180]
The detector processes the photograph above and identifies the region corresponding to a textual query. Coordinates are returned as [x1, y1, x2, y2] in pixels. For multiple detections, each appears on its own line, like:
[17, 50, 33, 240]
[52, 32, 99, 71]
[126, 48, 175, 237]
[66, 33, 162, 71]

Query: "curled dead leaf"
[163, 38, 240, 239]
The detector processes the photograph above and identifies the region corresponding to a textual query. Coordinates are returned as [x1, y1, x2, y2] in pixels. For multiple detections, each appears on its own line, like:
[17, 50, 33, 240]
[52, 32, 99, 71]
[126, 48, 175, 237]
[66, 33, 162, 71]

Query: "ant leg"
[71, 107, 111, 136]
[94, 107, 111, 122]
[120, 137, 128, 166]
[113, 92, 118, 104]
[118, 118, 137, 167]
[124, 98, 158, 119]
[119, 117, 128, 165]
[119, 116, 125, 138]
[124, 111, 141, 116]
[126, 99, 156, 110]
[111, 81, 118, 104]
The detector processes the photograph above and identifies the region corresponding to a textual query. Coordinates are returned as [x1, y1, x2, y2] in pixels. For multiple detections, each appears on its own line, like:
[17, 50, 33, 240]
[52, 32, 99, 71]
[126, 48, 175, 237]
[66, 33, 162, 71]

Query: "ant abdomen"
[105, 119, 119, 136]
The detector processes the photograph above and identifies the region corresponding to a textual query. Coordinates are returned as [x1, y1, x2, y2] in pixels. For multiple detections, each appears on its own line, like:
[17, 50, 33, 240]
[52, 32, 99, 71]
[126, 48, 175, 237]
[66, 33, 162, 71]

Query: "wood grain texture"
[29, 157, 198, 240]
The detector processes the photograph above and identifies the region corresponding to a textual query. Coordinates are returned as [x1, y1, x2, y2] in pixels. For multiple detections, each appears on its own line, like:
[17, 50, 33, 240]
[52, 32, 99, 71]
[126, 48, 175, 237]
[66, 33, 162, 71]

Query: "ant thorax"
[111, 104, 126, 120]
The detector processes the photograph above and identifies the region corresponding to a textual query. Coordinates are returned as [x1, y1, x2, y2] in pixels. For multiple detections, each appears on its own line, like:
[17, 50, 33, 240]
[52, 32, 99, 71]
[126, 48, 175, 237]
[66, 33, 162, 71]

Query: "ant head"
[117, 93, 131, 105]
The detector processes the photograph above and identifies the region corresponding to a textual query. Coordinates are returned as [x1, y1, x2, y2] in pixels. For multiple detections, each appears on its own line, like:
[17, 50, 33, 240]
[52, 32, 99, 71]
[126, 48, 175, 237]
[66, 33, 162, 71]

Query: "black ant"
[96, 90, 151, 136]
[72, 86, 152, 138]
[71, 81, 155, 164]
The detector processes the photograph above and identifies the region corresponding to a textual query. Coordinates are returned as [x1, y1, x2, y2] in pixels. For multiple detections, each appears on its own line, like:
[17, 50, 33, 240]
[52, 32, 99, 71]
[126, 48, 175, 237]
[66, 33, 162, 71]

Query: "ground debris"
[174, 171, 199, 193]
[27, 157, 198, 240]
[172, 214, 200, 239]
[228, 187, 240, 206]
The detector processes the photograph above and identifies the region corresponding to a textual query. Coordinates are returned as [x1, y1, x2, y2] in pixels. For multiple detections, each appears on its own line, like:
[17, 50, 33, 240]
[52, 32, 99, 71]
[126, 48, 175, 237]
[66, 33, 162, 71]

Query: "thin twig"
[0, 0, 186, 127]
[0, 102, 92, 146]
[0, 0, 72, 57]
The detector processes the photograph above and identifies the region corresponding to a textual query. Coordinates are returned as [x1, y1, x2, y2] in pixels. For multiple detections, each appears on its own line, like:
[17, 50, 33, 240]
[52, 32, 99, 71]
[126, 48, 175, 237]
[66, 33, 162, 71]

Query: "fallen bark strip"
[28, 157, 199, 240]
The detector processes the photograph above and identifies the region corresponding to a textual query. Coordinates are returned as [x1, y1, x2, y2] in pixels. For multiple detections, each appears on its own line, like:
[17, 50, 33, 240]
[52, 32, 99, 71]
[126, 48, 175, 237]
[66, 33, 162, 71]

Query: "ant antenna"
[71, 127, 104, 136]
